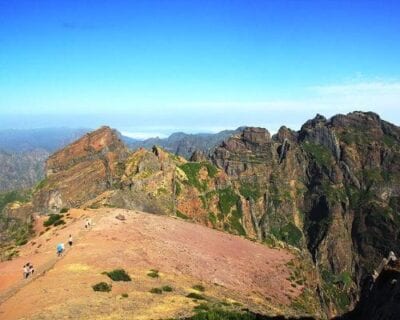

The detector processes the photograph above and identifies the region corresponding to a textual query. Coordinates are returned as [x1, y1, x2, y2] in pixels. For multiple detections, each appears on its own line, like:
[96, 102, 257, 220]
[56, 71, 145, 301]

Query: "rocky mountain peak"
[241, 127, 271, 145]
[46, 126, 126, 176]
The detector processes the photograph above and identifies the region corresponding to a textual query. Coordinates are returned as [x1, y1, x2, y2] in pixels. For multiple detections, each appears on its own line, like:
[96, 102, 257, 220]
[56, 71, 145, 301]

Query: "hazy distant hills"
[0, 128, 90, 152]
[124, 127, 243, 158]
[0, 128, 89, 192]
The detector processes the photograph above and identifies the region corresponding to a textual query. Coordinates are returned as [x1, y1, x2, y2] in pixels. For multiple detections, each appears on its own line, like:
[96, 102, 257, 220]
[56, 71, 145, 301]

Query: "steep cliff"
[32, 126, 128, 212]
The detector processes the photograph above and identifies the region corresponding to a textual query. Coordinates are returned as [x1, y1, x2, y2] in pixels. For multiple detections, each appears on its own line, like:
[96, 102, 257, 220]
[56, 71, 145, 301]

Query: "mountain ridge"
[1, 111, 400, 319]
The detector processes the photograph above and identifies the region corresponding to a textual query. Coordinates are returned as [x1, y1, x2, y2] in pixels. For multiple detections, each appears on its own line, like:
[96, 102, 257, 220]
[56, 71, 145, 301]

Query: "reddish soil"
[0, 208, 300, 319]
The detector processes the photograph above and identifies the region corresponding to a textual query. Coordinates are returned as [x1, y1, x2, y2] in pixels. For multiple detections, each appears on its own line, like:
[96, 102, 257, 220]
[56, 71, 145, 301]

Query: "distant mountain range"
[123, 127, 243, 158]
[0, 127, 242, 191]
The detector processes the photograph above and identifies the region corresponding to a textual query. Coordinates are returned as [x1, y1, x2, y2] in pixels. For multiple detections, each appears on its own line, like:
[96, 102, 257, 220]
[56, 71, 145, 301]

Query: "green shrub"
[105, 268, 131, 281]
[147, 269, 159, 278]
[192, 284, 205, 292]
[43, 214, 63, 227]
[186, 292, 205, 300]
[60, 207, 69, 213]
[150, 287, 162, 294]
[92, 282, 112, 292]
[53, 219, 65, 226]
[121, 293, 129, 298]
[162, 285, 173, 292]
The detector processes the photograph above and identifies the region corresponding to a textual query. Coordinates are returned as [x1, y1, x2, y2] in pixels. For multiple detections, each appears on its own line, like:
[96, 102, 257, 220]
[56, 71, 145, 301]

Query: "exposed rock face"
[211, 112, 400, 316]
[33, 126, 128, 212]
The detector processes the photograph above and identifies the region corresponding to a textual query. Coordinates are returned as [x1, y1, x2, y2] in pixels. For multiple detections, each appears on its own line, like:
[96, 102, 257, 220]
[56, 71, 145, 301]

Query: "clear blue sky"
[1, 0, 399, 138]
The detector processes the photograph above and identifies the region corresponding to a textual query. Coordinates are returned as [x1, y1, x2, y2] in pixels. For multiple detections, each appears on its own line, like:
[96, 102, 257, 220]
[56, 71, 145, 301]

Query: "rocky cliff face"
[4, 111, 400, 318]
[32, 126, 128, 212]
[211, 112, 400, 316]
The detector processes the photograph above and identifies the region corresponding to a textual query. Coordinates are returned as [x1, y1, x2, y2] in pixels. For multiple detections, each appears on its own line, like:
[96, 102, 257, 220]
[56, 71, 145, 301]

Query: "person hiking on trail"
[23, 264, 29, 279]
[29, 264, 35, 276]
[68, 234, 73, 247]
[57, 243, 64, 257]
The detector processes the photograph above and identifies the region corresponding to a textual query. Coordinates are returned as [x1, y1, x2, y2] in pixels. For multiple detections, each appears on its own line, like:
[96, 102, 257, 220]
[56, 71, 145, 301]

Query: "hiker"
[23, 264, 29, 279]
[29, 264, 35, 276]
[68, 234, 73, 247]
[57, 243, 64, 257]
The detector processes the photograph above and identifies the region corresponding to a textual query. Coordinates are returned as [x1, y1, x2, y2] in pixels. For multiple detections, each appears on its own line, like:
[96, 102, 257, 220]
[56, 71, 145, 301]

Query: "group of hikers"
[21, 215, 95, 280]
[22, 263, 35, 279]
[57, 234, 73, 257]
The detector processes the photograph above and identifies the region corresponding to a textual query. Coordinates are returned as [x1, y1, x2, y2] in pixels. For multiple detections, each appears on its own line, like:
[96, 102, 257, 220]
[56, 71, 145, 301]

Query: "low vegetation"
[43, 214, 65, 227]
[302, 142, 333, 168]
[217, 187, 239, 215]
[192, 284, 205, 292]
[147, 269, 159, 278]
[161, 285, 173, 292]
[92, 282, 112, 292]
[149, 287, 162, 294]
[103, 268, 131, 281]
[186, 292, 206, 300]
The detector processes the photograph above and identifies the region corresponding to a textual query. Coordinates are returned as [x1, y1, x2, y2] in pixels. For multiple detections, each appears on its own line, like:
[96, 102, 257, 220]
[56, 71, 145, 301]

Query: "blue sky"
[0, 0, 400, 138]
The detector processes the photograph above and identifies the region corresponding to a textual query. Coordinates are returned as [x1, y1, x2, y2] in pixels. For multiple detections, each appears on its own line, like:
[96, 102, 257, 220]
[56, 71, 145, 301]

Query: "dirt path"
[0, 208, 301, 320]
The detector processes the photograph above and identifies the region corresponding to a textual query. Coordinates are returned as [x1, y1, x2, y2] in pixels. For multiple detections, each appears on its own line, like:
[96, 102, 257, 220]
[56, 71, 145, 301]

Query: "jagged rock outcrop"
[211, 112, 400, 316]
[32, 126, 128, 212]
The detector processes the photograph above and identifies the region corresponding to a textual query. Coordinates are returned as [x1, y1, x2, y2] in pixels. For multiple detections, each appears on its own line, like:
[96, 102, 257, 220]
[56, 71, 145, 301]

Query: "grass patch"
[150, 287, 162, 294]
[179, 163, 206, 191]
[192, 284, 205, 292]
[162, 285, 173, 292]
[104, 268, 131, 281]
[239, 182, 261, 200]
[92, 282, 112, 292]
[271, 222, 303, 247]
[217, 187, 239, 215]
[147, 269, 159, 278]
[193, 303, 210, 312]
[208, 212, 217, 227]
[186, 292, 206, 300]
